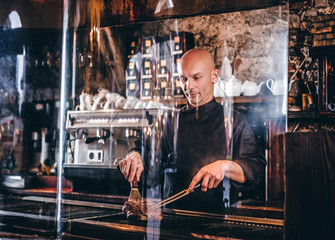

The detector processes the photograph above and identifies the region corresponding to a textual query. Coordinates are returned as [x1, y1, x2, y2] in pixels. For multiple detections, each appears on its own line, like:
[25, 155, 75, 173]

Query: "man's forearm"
[222, 160, 246, 184]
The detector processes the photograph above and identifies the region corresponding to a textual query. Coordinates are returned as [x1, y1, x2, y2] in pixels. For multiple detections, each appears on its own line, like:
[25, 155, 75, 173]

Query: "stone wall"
[289, 0, 335, 78]
[135, 5, 288, 85]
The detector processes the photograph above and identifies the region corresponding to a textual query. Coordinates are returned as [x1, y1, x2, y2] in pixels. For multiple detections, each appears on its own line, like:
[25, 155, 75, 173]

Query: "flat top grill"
[0, 193, 283, 240]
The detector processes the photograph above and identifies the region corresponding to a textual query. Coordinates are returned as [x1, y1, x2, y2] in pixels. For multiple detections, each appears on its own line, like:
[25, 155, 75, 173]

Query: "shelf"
[288, 111, 317, 119]
[216, 95, 281, 104]
[319, 111, 335, 118]
[162, 95, 281, 106]
[288, 111, 335, 119]
[310, 46, 335, 56]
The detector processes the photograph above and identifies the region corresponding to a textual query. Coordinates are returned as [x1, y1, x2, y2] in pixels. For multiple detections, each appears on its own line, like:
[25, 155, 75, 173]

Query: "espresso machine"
[64, 108, 163, 195]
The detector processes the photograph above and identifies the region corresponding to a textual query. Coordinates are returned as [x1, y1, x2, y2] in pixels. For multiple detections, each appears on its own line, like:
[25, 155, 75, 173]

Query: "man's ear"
[212, 69, 219, 84]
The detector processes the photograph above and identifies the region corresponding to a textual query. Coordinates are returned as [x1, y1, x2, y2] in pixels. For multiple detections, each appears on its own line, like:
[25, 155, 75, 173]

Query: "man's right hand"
[119, 151, 143, 182]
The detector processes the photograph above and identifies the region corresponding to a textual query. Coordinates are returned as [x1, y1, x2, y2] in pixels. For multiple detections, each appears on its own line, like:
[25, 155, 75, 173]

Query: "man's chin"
[188, 98, 201, 107]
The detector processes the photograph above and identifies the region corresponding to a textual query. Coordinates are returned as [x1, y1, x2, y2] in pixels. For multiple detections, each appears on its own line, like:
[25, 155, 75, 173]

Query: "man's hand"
[188, 160, 226, 192]
[188, 160, 246, 192]
[119, 151, 143, 182]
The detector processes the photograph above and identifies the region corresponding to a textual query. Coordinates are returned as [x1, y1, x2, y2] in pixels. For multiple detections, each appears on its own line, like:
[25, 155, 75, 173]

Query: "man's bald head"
[178, 48, 219, 107]
[180, 49, 215, 71]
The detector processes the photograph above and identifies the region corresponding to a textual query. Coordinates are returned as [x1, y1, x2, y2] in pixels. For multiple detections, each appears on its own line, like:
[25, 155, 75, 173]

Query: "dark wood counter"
[0, 189, 283, 239]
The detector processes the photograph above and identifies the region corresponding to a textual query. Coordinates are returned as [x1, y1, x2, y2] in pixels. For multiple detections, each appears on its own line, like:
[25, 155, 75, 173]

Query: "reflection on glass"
[0, 0, 289, 239]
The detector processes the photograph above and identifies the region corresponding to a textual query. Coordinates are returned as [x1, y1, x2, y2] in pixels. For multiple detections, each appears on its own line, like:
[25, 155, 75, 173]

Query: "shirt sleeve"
[231, 112, 266, 191]
[127, 112, 176, 187]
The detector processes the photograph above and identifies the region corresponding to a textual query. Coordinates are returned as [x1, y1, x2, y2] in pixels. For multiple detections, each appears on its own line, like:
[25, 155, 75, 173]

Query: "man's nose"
[186, 78, 194, 89]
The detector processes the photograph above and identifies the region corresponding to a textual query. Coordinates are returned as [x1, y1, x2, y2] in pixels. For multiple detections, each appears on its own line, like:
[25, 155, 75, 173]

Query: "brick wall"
[288, 0, 335, 132]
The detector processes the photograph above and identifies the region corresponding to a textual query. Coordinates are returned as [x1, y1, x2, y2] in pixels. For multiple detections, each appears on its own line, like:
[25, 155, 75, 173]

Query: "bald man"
[119, 49, 266, 212]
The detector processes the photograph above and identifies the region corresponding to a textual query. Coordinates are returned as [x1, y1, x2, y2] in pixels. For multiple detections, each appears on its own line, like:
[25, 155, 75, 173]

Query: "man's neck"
[187, 97, 215, 109]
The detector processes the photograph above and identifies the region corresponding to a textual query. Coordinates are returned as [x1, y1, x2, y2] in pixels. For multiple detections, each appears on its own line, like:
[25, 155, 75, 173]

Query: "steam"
[220, 41, 232, 82]
[221, 56, 232, 82]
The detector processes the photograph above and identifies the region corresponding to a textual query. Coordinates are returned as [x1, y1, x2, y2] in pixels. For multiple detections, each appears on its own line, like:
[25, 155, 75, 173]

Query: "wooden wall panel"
[285, 132, 335, 240]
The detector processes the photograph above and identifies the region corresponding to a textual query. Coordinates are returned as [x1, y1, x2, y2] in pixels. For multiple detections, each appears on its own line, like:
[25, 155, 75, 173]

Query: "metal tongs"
[149, 184, 200, 211]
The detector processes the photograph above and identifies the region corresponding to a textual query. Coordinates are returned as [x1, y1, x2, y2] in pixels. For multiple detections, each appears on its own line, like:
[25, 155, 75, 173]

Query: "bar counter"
[0, 187, 283, 240]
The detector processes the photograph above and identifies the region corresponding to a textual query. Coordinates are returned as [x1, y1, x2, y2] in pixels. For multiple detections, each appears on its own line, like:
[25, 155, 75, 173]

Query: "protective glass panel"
[0, 0, 288, 239]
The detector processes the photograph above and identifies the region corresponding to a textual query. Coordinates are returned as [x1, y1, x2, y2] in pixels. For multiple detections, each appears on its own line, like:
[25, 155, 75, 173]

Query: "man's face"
[178, 56, 215, 107]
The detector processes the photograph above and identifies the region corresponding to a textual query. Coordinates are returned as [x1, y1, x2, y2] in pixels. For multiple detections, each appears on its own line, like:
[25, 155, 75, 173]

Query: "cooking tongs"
[150, 184, 200, 211]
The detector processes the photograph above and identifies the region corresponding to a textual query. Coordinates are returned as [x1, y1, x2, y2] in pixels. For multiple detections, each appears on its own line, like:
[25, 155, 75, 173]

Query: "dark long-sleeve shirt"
[132, 98, 266, 212]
